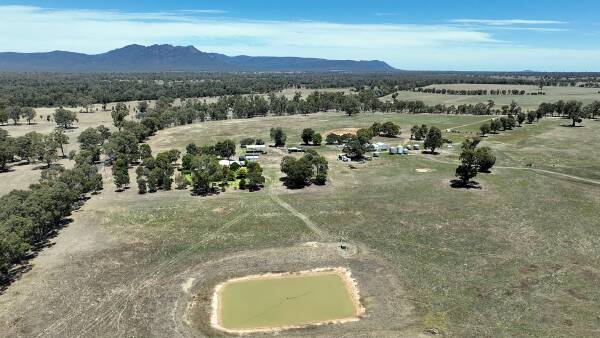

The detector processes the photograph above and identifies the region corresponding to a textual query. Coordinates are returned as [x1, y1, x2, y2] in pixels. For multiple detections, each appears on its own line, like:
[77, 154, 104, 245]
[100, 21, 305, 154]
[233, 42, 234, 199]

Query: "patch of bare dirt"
[180, 242, 417, 337]
[324, 127, 360, 136]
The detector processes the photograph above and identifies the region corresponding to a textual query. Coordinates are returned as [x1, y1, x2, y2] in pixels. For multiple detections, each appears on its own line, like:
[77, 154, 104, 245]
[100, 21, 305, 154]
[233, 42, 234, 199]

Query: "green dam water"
[217, 271, 359, 330]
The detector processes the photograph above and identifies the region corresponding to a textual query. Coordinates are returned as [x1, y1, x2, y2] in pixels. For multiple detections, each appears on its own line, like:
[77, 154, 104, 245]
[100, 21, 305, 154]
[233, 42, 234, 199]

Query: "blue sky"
[1, 0, 599, 71]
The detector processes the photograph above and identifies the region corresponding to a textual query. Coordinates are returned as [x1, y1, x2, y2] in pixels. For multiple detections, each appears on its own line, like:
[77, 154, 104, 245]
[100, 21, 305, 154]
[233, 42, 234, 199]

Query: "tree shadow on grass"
[450, 179, 482, 190]
[279, 177, 310, 190]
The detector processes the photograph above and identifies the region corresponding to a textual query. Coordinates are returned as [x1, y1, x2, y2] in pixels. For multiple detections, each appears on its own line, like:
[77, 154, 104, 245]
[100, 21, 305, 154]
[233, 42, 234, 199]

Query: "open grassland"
[1, 111, 600, 337]
[384, 84, 600, 111]
[146, 112, 489, 153]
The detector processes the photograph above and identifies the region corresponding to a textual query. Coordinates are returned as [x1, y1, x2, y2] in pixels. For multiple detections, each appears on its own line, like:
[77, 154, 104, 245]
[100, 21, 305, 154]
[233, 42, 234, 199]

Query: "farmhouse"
[218, 159, 242, 166]
[372, 142, 390, 152]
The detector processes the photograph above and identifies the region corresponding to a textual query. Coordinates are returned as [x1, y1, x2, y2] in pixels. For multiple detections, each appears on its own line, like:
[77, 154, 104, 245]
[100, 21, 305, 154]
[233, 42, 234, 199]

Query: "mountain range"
[0, 44, 395, 73]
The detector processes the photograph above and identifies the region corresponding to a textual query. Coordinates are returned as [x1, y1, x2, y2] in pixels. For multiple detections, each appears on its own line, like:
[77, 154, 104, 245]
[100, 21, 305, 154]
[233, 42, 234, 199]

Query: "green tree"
[39, 134, 59, 168]
[410, 125, 420, 140]
[301, 128, 315, 145]
[191, 155, 221, 196]
[91, 173, 103, 194]
[0, 108, 8, 125]
[135, 166, 148, 194]
[564, 100, 584, 127]
[455, 138, 480, 186]
[475, 147, 496, 173]
[381, 121, 400, 137]
[175, 173, 189, 190]
[215, 139, 236, 159]
[0, 221, 31, 273]
[6, 106, 21, 125]
[53, 108, 78, 129]
[424, 126, 443, 154]
[21, 107, 36, 124]
[246, 162, 265, 191]
[307, 151, 328, 185]
[506, 114, 517, 129]
[312, 133, 323, 145]
[491, 119, 502, 133]
[238, 178, 246, 190]
[325, 133, 339, 144]
[78, 127, 103, 151]
[418, 125, 429, 140]
[527, 111, 537, 124]
[104, 130, 139, 164]
[139, 144, 152, 160]
[280, 156, 314, 188]
[343, 135, 372, 159]
[270, 127, 287, 147]
[112, 103, 129, 131]
[479, 123, 491, 136]
[147, 169, 159, 193]
[97, 125, 111, 140]
[51, 128, 69, 158]
[517, 112, 526, 126]
[370, 122, 382, 135]
[0, 136, 16, 171]
[240, 138, 255, 148]
[112, 157, 130, 191]
[14, 132, 41, 164]
[342, 95, 360, 116]
[356, 128, 374, 141]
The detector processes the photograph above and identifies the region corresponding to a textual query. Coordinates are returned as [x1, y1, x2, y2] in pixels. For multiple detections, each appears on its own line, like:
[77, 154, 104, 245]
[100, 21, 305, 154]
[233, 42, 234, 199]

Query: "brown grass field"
[1, 102, 600, 337]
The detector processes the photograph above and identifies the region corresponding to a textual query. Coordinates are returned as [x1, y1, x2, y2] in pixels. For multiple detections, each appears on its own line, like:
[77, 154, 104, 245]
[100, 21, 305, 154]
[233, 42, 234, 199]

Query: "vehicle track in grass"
[35, 201, 262, 338]
[420, 155, 600, 186]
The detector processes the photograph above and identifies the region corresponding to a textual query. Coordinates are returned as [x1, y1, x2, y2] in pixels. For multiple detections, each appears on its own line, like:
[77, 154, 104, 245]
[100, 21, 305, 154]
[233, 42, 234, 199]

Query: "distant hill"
[0, 44, 395, 73]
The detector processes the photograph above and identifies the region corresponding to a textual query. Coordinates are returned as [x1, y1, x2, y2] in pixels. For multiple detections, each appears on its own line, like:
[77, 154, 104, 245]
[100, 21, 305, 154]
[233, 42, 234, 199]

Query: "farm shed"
[288, 147, 305, 153]
[246, 144, 267, 151]
[239, 155, 260, 162]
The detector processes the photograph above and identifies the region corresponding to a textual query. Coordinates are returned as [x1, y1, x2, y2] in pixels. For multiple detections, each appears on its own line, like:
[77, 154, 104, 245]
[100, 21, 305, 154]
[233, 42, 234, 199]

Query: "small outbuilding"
[338, 154, 351, 162]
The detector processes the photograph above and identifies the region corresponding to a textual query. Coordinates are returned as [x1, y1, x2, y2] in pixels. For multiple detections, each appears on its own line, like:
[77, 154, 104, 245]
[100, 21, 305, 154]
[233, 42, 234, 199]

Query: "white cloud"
[175, 9, 227, 14]
[451, 19, 567, 26]
[0, 6, 597, 70]
[0, 5, 496, 54]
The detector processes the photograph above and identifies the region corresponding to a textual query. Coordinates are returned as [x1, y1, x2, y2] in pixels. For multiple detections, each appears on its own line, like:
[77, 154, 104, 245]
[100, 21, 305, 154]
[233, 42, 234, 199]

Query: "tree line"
[0, 128, 72, 172]
[0, 72, 445, 108]
[416, 87, 535, 96]
[0, 149, 102, 283]
[5, 71, 598, 108]
[0, 106, 77, 127]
